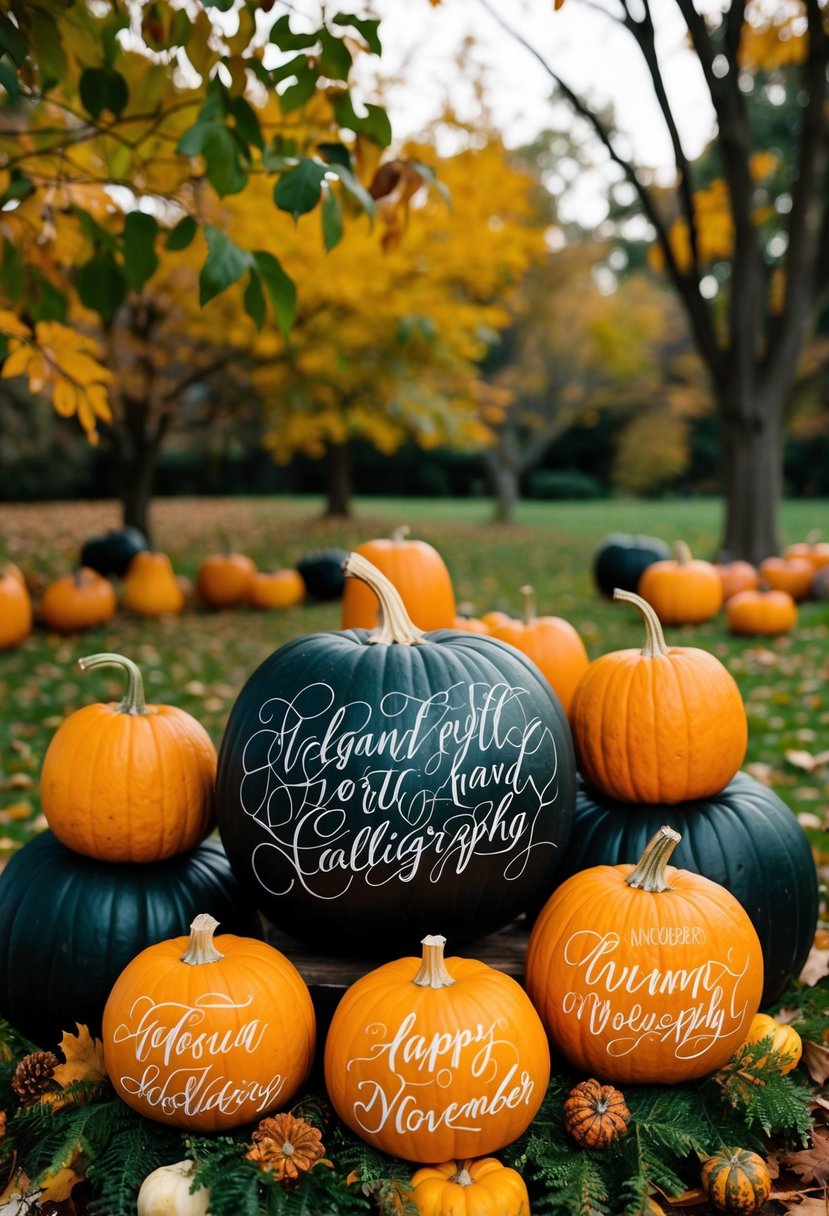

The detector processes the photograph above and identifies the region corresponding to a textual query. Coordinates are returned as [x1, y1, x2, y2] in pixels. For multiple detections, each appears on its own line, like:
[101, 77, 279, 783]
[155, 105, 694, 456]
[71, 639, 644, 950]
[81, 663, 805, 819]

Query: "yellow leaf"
[37, 1165, 85, 1204]
[52, 377, 78, 418]
[52, 1023, 107, 1089]
[0, 309, 31, 339]
[0, 342, 36, 381]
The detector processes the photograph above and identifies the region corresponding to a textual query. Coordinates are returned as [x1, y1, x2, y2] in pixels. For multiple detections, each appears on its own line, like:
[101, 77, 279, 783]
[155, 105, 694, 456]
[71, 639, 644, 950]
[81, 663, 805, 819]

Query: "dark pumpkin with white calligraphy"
[216, 553, 575, 952]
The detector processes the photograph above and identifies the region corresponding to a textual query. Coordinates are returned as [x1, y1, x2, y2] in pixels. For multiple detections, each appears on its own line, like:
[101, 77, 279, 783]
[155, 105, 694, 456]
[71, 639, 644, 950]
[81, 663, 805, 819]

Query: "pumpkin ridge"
[77, 707, 113, 858]
[669, 655, 691, 806]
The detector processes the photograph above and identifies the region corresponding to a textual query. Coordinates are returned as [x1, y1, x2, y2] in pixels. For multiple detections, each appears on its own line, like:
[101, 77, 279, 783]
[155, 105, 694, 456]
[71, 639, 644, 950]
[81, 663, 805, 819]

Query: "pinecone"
[11, 1051, 59, 1105]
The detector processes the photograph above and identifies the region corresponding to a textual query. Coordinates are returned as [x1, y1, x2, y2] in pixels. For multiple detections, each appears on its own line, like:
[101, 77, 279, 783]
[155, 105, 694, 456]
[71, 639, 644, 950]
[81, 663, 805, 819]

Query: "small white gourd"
[136, 1160, 211, 1216]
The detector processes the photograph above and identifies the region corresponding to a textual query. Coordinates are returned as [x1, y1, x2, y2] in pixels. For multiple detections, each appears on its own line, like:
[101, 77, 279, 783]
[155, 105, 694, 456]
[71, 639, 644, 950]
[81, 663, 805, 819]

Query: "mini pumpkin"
[758, 554, 813, 602]
[714, 559, 759, 602]
[122, 550, 184, 616]
[525, 826, 764, 1084]
[137, 1161, 211, 1216]
[592, 533, 671, 599]
[40, 567, 117, 633]
[247, 568, 306, 610]
[784, 533, 829, 572]
[340, 526, 456, 630]
[40, 651, 216, 863]
[0, 562, 32, 649]
[196, 551, 257, 608]
[563, 1077, 630, 1148]
[409, 1157, 530, 1216]
[569, 590, 747, 804]
[742, 1012, 802, 1074]
[700, 1148, 771, 1214]
[324, 933, 550, 1162]
[490, 585, 589, 716]
[637, 540, 723, 624]
[726, 587, 797, 636]
[102, 913, 316, 1131]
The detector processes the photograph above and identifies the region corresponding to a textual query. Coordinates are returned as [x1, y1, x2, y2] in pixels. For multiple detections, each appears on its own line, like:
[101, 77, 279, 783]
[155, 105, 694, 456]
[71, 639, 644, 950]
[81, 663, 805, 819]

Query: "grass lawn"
[1, 494, 827, 904]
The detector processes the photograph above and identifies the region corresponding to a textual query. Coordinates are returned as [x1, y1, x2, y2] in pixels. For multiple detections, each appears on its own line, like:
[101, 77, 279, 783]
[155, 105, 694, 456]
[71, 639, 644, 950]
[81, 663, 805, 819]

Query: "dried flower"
[246, 1112, 326, 1183]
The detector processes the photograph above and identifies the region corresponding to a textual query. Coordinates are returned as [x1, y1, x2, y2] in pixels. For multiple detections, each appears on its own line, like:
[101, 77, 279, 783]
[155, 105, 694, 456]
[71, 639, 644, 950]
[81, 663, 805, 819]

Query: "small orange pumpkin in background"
[479, 609, 512, 632]
[742, 1012, 802, 1074]
[247, 568, 306, 610]
[758, 554, 814, 602]
[40, 567, 117, 633]
[40, 651, 216, 863]
[102, 913, 316, 1131]
[340, 526, 456, 631]
[490, 585, 589, 716]
[726, 587, 797, 636]
[525, 826, 764, 1084]
[563, 1078, 630, 1148]
[451, 614, 490, 634]
[700, 1148, 771, 1214]
[714, 559, 759, 602]
[196, 550, 257, 608]
[409, 1157, 530, 1216]
[569, 590, 747, 804]
[638, 540, 723, 624]
[122, 550, 184, 616]
[784, 532, 829, 572]
[0, 562, 33, 649]
[324, 933, 550, 1163]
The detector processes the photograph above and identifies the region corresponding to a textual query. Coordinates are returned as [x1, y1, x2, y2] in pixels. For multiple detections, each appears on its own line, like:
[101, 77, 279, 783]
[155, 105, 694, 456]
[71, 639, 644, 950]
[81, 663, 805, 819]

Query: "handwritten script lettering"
[237, 679, 562, 899]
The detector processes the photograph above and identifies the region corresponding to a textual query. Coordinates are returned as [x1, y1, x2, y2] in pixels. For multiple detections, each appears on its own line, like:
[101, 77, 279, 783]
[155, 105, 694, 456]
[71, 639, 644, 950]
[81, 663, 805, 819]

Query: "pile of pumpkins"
[0, 524, 349, 650]
[0, 530, 820, 1216]
[592, 530, 829, 637]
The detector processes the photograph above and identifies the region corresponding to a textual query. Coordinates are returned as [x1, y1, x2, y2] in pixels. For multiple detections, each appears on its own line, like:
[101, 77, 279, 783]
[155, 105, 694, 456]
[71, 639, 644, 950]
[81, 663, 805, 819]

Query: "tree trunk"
[719, 395, 783, 564]
[324, 441, 351, 518]
[488, 462, 521, 523]
[120, 443, 158, 541]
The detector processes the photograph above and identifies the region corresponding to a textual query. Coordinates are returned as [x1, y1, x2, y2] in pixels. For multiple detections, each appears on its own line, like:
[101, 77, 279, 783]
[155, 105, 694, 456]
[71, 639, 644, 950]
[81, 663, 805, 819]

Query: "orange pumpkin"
[784, 533, 829, 572]
[726, 587, 797, 636]
[122, 551, 184, 616]
[0, 562, 32, 649]
[451, 614, 491, 634]
[247, 569, 306, 610]
[490, 585, 589, 716]
[40, 567, 117, 633]
[409, 1157, 530, 1216]
[196, 551, 257, 608]
[479, 609, 513, 632]
[102, 913, 316, 1131]
[758, 554, 813, 602]
[742, 1012, 802, 1074]
[700, 1148, 771, 1214]
[569, 590, 747, 804]
[525, 826, 764, 1084]
[563, 1077, 630, 1148]
[40, 651, 216, 863]
[340, 527, 456, 631]
[638, 540, 723, 624]
[714, 560, 759, 602]
[324, 934, 550, 1163]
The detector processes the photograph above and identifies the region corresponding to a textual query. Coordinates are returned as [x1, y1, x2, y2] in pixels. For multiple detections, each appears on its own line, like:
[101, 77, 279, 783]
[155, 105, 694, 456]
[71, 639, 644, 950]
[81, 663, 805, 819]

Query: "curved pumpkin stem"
[342, 552, 425, 647]
[181, 913, 224, 965]
[673, 540, 692, 564]
[78, 652, 148, 715]
[450, 1162, 475, 1187]
[520, 584, 536, 626]
[413, 934, 455, 988]
[625, 826, 681, 893]
[391, 525, 411, 543]
[612, 590, 669, 659]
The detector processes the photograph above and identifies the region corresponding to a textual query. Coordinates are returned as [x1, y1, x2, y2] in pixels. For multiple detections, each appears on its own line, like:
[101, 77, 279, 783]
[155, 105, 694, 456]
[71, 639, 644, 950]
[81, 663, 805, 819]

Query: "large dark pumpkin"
[551, 772, 818, 1005]
[296, 548, 349, 601]
[80, 526, 148, 578]
[0, 832, 262, 1047]
[216, 553, 575, 954]
[592, 533, 671, 599]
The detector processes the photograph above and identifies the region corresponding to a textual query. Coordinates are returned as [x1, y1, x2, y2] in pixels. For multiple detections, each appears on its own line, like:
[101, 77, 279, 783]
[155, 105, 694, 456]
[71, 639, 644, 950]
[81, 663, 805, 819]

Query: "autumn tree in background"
[478, 0, 829, 562]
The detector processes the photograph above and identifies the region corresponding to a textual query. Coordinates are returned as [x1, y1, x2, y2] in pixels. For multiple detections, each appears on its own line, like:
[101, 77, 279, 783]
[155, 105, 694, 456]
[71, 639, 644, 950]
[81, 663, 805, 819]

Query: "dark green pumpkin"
[592, 533, 671, 599]
[295, 548, 349, 601]
[0, 832, 262, 1047]
[553, 772, 818, 1005]
[216, 554, 575, 954]
[80, 526, 148, 578]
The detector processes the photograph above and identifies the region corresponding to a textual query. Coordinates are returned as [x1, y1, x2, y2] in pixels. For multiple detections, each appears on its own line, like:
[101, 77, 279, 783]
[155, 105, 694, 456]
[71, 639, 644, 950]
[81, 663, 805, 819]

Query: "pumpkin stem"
[181, 913, 224, 965]
[78, 652, 148, 715]
[673, 540, 692, 564]
[612, 589, 669, 659]
[520, 584, 536, 626]
[413, 935, 455, 988]
[625, 826, 681, 893]
[450, 1162, 475, 1187]
[391, 525, 411, 543]
[342, 552, 425, 647]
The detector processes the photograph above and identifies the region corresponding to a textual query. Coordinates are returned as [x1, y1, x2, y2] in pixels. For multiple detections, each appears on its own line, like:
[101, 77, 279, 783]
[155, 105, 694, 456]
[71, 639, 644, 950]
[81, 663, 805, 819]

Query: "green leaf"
[29, 271, 68, 323]
[165, 214, 197, 251]
[199, 225, 250, 306]
[79, 67, 129, 120]
[278, 62, 319, 113]
[328, 163, 375, 218]
[267, 54, 309, 86]
[317, 142, 351, 169]
[322, 185, 343, 251]
[333, 12, 382, 55]
[122, 211, 159, 292]
[0, 56, 18, 105]
[332, 93, 391, 147]
[0, 241, 24, 303]
[319, 29, 352, 81]
[229, 96, 264, 152]
[101, 13, 129, 67]
[76, 253, 128, 324]
[2, 173, 34, 204]
[179, 122, 249, 195]
[74, 207, 118, 253]
[253, 250, 296, 335]
[0, 12, 27, 68]
[274, 158, 326, 219]
[201, 0, 235, 10]
[26, 9, 65, 90]
[269, 14, 318, 51]
[243, 269, 265, 330]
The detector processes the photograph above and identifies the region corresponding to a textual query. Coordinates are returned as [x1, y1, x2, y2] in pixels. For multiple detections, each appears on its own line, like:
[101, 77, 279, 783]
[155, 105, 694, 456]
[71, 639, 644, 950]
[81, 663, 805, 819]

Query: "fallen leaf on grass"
[799, 944, 829, 987]
[802, 1041, 829, 1087]
[786, 749, 829, 772]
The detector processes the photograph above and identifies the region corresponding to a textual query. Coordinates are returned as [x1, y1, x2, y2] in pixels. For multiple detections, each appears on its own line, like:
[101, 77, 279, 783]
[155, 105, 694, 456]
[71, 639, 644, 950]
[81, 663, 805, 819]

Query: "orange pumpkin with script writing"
[102, 913, 315, 1131]
[324, 934, 550, 1162]
[525, 827, 763, 1084]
